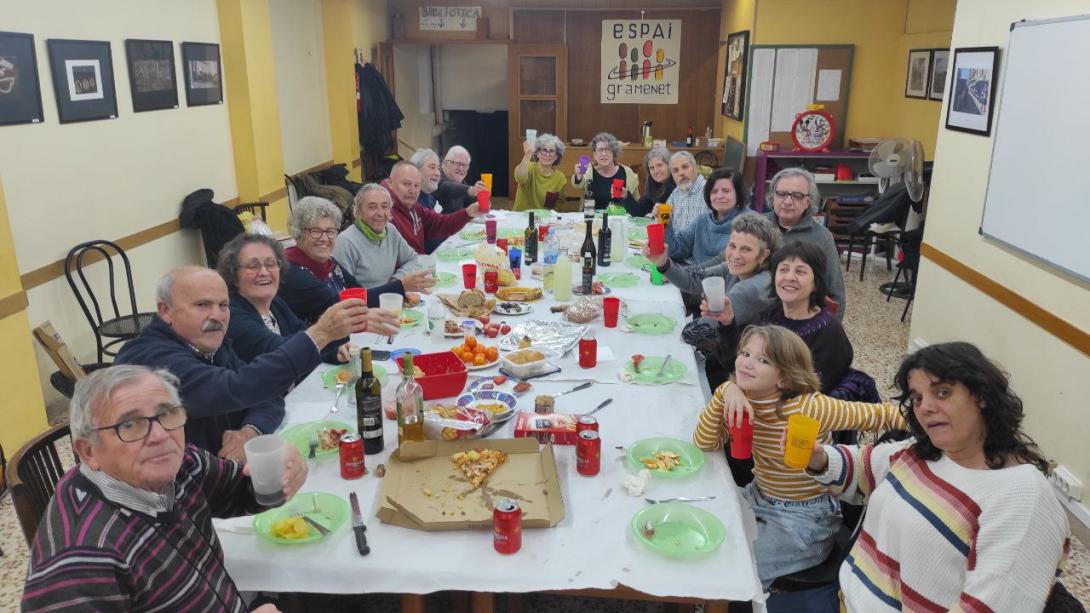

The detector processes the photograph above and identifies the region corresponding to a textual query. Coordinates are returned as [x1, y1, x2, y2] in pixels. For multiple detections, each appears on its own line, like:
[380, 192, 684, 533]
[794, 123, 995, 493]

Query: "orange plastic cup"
[783, 414, 820, 469]
[480, 173, 493, 192]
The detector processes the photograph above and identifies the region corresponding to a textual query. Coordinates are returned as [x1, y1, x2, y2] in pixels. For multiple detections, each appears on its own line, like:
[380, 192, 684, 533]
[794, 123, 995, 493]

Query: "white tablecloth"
[215, 211, 764, 604]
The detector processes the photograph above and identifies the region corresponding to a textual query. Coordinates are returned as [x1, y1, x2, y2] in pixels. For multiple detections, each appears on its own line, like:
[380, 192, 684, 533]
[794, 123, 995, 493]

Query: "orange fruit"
[474, 345, 486, 356]
[473, 355, 487, 366]
[485, 347, 498, 361]
[465, 336, 477, 349]
[451, 347, 462, 359]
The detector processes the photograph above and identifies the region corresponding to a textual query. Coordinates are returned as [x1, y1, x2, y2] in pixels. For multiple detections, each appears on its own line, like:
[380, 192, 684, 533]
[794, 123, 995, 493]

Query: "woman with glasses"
[764, 168, 847, 317]
[513, 133, 568, 211]
[279, 196, 406, 324]
[570, 132, 641, 210]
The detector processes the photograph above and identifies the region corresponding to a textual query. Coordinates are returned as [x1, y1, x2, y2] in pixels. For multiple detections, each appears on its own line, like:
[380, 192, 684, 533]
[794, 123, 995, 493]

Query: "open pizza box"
[376, 437, 565, 531]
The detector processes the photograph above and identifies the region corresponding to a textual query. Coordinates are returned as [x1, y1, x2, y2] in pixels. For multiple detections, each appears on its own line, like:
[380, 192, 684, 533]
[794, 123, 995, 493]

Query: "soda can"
[496, 238, 509, 253]
[484, 270, 499, 294]
[576, 430, 601, 476]
[493, 498, 522, 554]
[576, 415, 599, 434]
[339, 432, 366, 479]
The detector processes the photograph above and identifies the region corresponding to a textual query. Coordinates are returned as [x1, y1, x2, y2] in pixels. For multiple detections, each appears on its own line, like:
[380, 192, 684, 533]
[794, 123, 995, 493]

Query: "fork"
[291, 508, 331, 536]
[308, 433, 319, 460]
[330, 382, 346, 414]
[643, 496, 716, 504]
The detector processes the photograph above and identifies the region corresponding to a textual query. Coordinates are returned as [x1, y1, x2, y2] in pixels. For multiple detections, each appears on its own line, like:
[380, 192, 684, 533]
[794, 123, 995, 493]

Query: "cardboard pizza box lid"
[376, 437, 564, 531]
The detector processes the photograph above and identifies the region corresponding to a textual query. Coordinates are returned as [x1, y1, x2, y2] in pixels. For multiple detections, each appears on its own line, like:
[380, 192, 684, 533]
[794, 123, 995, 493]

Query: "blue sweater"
[664, 207, 743, 265]
[278, 258, 403, 325]
[115, 318, 317, 453]
[227, 293, 343, 364]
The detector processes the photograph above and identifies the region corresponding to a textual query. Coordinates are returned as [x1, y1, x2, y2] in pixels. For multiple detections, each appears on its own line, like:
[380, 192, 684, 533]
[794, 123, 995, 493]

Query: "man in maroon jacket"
[382, 160, 483, 254]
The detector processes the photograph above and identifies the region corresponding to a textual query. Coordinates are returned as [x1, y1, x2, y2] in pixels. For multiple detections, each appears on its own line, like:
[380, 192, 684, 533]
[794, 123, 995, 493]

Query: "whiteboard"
[980, 15, 1090, 281]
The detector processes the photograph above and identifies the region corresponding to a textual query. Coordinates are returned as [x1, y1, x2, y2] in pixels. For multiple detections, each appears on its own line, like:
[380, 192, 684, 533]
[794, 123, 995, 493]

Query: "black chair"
[845, 183, 912, 281]
[885, 226, 923, 322]
[64, 240, 155, 363]
[9, 424, 75, 544]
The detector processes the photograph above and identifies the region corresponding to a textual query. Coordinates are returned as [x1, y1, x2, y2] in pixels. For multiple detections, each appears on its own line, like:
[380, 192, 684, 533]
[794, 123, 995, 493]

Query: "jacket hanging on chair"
[179, 188, 245, 267]
[357, 62, 403, 154]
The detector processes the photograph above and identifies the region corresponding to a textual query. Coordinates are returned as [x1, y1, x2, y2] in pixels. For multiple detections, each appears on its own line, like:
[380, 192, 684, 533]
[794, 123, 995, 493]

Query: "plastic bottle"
[542, 227, 559, 293]
[610, 215, 626, 266]
[553, 248, 573, 301]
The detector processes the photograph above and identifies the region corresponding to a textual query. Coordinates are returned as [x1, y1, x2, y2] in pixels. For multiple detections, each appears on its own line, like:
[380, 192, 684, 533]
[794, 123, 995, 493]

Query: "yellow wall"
[911, 0, 1090, 500]
[721, 0, 953, 157]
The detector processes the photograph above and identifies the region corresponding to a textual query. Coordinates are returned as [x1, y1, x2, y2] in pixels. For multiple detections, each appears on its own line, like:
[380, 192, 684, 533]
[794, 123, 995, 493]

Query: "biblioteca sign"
[419, 6, 482, 32]
[601, 20, 681, 104]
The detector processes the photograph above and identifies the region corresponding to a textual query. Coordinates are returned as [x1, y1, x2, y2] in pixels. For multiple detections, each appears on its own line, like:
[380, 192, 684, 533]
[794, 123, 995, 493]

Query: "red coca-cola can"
[484, 270, 499, 294]
[493, 498, 522, 554]
[576, 415, 599, 434]
[339, 432, 365, 479]
[576, 430, 601, 476]
[578, 334, 597, 369]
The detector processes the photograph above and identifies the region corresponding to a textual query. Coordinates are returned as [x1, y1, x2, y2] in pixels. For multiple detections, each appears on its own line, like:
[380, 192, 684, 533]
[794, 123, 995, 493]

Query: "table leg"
[470, 592, 494, 613]
[704, 601, 729, 613]
[401, 594, 426, 613]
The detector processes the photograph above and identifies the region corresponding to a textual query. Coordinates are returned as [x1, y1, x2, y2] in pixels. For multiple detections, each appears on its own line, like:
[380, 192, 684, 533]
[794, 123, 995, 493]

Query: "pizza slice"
[450, 448, 508, 488]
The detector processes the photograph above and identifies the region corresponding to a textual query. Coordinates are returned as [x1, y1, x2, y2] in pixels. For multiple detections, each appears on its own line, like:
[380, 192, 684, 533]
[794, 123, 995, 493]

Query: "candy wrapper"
[423, 404, 493, 440]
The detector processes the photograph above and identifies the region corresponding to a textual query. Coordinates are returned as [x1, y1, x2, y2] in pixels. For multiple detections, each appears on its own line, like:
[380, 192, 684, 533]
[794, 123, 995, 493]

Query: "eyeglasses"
[304, 227, 339, 239]
[773, 190, 810, 201]
[241, 259, 281, 273]
[538, 148, 557, 155]
[94, 405, 188, 443]
[444, 160, 469, 168]
[594, 147, 612, 153]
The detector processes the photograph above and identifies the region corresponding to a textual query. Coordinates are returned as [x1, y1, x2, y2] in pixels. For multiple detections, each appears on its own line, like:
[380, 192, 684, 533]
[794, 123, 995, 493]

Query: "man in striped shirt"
[22, 365, 306, 612]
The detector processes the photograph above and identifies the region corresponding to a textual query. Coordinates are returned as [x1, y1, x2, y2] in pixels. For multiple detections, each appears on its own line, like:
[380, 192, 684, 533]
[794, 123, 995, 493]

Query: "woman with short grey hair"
[513, 132, 569, 211]
[571, 131, 641, 210]
[280, 195, 406, 324]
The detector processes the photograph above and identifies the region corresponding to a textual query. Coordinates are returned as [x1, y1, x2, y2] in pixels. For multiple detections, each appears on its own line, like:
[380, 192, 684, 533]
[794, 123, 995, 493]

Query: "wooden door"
[507, 44, 567, 191]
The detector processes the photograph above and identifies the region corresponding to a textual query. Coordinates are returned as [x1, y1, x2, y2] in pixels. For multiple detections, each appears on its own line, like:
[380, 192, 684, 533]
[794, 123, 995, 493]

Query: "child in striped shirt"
[693, 324, 906, 586]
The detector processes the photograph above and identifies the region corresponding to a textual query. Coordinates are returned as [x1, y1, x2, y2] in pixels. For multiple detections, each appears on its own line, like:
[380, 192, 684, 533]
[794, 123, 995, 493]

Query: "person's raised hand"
[641, 242, 668, 267]
[722, 382, 754, 429]
[522, 139, 535, 158]
[401, 270, 435, 293]
[699, 295, 735, 326]
[310, 299, 369, 347]
[365, 308, 401, 337]
[218, 428, 255, 463]
[336, 343, 354, 364]
[466, 202, 484, 218]
[468, 180, 488, 197]
[252, 604, 282, 613]
[279, 444, 308, 502]
[778, 429, 828, 473]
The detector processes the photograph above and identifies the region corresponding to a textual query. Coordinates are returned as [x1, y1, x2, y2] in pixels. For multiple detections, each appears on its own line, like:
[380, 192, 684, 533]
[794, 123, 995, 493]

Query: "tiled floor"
[1, 258, 1087, 612]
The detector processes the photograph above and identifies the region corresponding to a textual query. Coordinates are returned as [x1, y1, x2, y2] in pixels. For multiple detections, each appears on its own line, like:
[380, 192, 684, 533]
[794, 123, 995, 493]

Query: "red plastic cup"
[338, 288, 367, 303]
[485, 219, 498, 244]
[728, 414, 754, 460]
[611, 178, 624, 199]
[647, 223, 665, 256]
[496, 238, 508, 254]
[462, 263, 477, 289]
[602, 297, 620, 328]
[538, 225, 549, 242]
[477, 190, 492, 213]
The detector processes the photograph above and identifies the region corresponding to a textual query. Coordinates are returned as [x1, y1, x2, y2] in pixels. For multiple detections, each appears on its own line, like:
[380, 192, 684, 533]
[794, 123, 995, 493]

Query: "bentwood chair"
[64, 240, 155, 363]
[9, 424, 75, 544]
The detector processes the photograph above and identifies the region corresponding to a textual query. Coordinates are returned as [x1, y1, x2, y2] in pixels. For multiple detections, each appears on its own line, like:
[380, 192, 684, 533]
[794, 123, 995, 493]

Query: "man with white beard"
[432, 145, 488, 213]
[663, 151, 708, 233]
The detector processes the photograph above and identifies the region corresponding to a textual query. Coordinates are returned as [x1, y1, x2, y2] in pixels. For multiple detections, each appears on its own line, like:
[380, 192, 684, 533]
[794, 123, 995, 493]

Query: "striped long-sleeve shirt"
[22, 445, 265, 612]
[693, 381, 906, 500]
[813, 440, 1070, 612]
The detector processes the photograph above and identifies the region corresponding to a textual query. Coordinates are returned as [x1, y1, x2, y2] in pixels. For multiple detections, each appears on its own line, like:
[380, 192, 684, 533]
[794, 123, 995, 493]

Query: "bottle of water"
[542, 227, 559, 293]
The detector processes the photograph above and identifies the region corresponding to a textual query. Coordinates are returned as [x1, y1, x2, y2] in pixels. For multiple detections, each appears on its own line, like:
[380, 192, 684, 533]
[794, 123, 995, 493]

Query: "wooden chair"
[8, 424, 75, 544]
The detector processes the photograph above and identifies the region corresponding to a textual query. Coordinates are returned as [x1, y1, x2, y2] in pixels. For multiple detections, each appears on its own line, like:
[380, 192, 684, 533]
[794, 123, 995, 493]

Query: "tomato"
[486, 327, 499, 338]
[499, 323, 511, 335]
[493, 375, 508, 385]
[477, 315, 490, 325]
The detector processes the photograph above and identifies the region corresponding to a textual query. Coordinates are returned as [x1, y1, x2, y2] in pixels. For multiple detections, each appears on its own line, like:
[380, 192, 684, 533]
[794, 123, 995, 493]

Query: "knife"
[552, 381, 593, 398]
[299, 514, 331, 537]
[348, 492, 371, 556]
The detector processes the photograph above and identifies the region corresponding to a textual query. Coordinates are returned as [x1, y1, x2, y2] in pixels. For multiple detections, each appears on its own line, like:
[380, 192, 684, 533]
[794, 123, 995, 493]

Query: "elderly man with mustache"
[116, 266, 363, 461]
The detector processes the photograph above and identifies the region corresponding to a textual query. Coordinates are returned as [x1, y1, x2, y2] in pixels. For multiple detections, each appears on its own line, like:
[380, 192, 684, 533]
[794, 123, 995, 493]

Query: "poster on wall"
[945, 46, 999, 136]
[721, 30, 748, 119]
[0, 31, 45, 126]
[419, 6, 481, 32]
[600, 19, 681, 105]
[46, 39, 117, 123]
[181, 42, 223, 106]
[125, 39, 177, 112]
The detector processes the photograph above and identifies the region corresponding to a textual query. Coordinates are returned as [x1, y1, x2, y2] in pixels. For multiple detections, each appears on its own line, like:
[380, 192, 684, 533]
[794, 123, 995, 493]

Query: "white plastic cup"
[379, 293, 404, 317]
[418, 255, 437, 275]
[526, 129, 538, 144]
[244, 435, 286, 506]
[427, 302, 446, 336]
[702, 276, 726, 314]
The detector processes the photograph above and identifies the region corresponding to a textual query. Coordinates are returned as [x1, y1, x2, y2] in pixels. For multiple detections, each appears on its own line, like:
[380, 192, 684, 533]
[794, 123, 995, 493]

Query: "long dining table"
[214, 210, 765, 611]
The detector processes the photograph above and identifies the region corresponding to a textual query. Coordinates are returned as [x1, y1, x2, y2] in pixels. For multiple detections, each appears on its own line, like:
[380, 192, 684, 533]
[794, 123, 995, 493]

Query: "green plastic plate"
[520, 208, 556, 219]
[598, 272, 639, 288]
[253, 492, 349, 545]
[280, 420, 353, 458]
[625, 255, 653, 270]
[400, 309, 423, 328]
[629, 216, 654, 227]
[630, 502, 725, 557]
[434, 271, 458, 287]
[623, 355, 686, 384]
[458, 227, 522, 241]
[626, 313, 676, 334]
[627, 437, 706, 478]
[436, 247, 473, 262]
[321, 363, 387, 388]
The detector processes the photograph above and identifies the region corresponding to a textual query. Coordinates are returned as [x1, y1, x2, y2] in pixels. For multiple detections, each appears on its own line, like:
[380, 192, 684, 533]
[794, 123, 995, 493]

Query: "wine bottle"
[395, 353, 425, 445]
[580, 217, 596, 293]
[597, 212, 611, 267]
[524, 212, 538, 264]
[356, 347, 384, 454]
[686, 125, 694, 147]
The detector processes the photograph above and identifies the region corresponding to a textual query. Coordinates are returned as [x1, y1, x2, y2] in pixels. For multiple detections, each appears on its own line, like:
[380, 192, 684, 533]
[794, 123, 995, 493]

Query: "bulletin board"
[743, 45, 853, 156]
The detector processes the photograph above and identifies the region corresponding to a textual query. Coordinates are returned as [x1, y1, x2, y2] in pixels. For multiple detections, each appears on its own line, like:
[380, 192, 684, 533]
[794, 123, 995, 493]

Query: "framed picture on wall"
[905, 49, 931, 99]
[928, 48, 949, 101]
[125, 39, 177, 112]
[721, 30, 749, 120]
[181, 42, 222, 106]
[945, 46, 1000, 136]
[46, 39, 118, 123]
[0, 31, 45, 126]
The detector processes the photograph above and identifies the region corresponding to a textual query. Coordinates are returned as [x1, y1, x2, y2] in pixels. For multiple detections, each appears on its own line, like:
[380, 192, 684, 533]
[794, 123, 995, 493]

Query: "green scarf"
[357, 219, 386, 242]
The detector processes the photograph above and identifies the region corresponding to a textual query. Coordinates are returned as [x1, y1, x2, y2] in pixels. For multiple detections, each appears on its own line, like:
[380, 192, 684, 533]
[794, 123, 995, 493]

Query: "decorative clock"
[790, 109, 836, 152]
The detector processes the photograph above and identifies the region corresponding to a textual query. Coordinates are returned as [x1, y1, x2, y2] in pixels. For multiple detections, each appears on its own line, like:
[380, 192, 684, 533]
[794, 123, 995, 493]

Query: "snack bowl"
[397, 351, 468, 399]
[456, 390, 518, 421]
[500, 347, 557, 378]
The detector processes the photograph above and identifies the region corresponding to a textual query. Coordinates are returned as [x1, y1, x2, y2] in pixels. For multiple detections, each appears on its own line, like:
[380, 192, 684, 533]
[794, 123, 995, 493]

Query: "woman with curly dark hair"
[803, 342, 1070, 612]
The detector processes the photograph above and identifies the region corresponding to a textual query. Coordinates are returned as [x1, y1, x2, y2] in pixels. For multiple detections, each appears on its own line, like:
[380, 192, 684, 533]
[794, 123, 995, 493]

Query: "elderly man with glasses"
[431, 145, 488, 213]
[22, 365, 305, 612]
[116, 266, 365, 461]
[764, 167, 847, 318]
